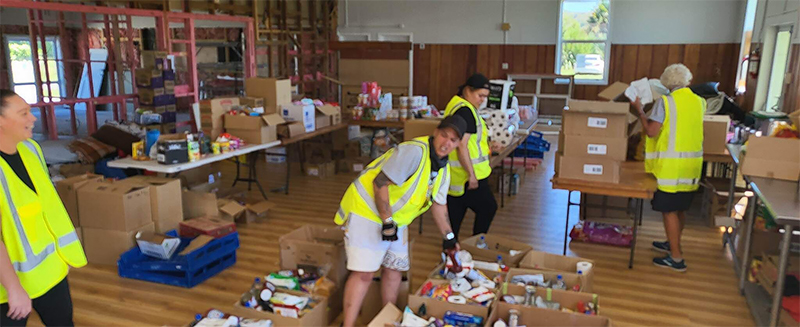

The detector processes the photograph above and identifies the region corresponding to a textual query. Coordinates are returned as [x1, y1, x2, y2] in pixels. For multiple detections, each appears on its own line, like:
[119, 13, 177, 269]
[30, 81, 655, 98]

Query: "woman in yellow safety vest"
[443, 73, 498, 237]
[633, 64, 704, 272]
[0, 89, 86, 326]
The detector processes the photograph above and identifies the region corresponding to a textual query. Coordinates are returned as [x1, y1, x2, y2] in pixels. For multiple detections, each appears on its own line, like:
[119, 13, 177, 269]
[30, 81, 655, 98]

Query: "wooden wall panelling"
[783, 44, 800, 113]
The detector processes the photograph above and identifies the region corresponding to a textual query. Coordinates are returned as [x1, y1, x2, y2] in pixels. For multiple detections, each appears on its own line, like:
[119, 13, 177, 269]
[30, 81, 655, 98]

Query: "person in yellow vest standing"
[0, 90, 87, 326]
[633, 64, 704, 272]
[443, 73, 497, 237]
[335, 116, 466, 327]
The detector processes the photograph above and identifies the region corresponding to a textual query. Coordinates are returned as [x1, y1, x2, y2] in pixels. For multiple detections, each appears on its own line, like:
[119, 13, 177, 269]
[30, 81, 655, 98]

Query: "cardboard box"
[332, 128, 350, 150]
[555, 154, 621, 183]
[517, 250, 595, 291]
[58, 163, 94, 178]
[244, 78, 293, 114]
[83, 223, 154, 265]
[135, 68, 163, 88]
[125, 176, 183, 233]
[460, 233, 532, 267]
[156, 134, 189, 165]
[338, 157, 372, 173]
[279, 225, 348, 288]
[77, 180, 152, 231]
[597, 81, 629, 102]
[224, 113, 285, 144]
[305, 161, 336, 178]
[407, 279, 490, 322]
[138, 87, 165, 105]
[741, 136, 800, 181]
[506, 267, 591, 292]
[281, 103, 316, 132]
[315, 112, 330, 129]
[486, 300, 611, 327]
[240, 96, 265, 112]
[135, 230, 181, 260]
[140, 50, 167, 69]
[163, 80, 175, 94]
[230, 289, 328, 327]
[359, 271, 411, 324]
[200, 97, 240, 139]
[182, 190, 219, 219]
[563, 100, 629, 138]
[789, 110, 800, 129]
[217, 193, 275, 224]
[179, 216, 236, 238]
[344, 140, 362, 158]
[502, 283, 600, 313]
[367, 304, 403, 327]
[316, 104, 341, 127]
[179, 164, 223, 189]
[703, 115, 731, 155]
[55, 174, 104, 227]
[561, 135, 627, 161]
[404, 119, 440, 140]
[278, 122, 307, 139]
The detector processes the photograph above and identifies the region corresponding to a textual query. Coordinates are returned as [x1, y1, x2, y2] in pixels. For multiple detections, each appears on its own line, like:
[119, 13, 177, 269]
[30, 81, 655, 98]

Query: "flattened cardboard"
[460, 233, 532, 266]
[83, 223, 154, 265]
[178, 216, 236, 238]
[555, 154, 621, 184]
[178, 235, 214, 256]
[77, 180, 153, 231]
[55, 174, 104, 227]
[597, 81, 629, 101]
[126, 176, 183, 233]
[561, 135, 627, 161]
[703, 115, 731, 155]
[741, 136, 800, 181]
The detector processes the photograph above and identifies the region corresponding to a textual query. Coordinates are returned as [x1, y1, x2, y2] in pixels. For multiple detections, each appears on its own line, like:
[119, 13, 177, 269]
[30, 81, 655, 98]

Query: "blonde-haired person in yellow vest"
[334, 116, 466, 327]
[0, 90, 86, 326]
[633, 64, 704, 272]
[443, 73, 498, 238]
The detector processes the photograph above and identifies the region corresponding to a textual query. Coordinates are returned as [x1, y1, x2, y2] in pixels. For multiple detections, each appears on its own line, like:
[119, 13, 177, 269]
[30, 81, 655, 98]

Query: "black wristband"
[382, 220, 398, 241]
[443, 238, 457, 250]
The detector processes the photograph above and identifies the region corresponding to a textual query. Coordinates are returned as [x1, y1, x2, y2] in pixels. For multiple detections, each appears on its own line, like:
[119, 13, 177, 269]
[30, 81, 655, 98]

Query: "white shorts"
[343, 214, 410, 273]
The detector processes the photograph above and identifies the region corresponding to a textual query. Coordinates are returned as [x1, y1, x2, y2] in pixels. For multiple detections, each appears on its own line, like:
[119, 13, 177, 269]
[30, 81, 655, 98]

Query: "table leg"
[285, 145, 291, 195]
[769, 224, 793, 327]
[232, 156, 241, 188]
[563, 190, 572, 255]
[738, 194, 757, 293]
[524, 132, 529, 177]
[500, 157, 505, 208]
[629, 198, 643, 269]
[249, 152, 268, 200]
[508, 153, 515, 197]
[418, 215, 423, 235]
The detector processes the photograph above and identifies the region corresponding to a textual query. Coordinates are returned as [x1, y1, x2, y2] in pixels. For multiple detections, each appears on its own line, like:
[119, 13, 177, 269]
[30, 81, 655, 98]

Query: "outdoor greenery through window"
[5, 36, 64, 104]
[558, 0, 610, 83]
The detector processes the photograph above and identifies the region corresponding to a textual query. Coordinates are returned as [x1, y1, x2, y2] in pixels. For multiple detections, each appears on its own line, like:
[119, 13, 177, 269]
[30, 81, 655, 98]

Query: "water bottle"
[555, 274, 566, 290]
[476, 235, 488, 249]
[497, 255, 507, 272]
[188, 314, 202, 327]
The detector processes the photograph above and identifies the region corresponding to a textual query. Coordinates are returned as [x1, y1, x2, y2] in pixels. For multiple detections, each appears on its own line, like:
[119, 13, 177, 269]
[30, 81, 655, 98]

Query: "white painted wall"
[338, 0, 747, 44]
[752, 0, 800, 44]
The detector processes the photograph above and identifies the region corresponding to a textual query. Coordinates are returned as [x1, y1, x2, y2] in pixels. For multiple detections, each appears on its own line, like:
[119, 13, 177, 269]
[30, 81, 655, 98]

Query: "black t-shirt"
[0, 151, 37, 193]
[454, 107, 478, 134]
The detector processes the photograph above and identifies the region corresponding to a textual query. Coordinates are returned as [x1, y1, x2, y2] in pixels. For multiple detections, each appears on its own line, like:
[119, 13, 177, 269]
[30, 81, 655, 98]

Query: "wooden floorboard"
[28, 134, 753, 326]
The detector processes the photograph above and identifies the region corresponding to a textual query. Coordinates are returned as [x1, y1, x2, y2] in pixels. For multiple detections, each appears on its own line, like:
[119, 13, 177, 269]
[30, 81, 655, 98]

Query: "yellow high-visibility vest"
[443, 96, 491, 196]
[645, 88, 705, 193]
[0, 140, 86, 303]
[334, 137, 449, 227]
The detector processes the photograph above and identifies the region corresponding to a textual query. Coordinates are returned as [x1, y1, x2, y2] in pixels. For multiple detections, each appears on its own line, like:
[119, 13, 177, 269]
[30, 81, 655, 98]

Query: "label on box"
[308, 168, 320, 176]
[352, 163, 365, 172]
[587, 117, 608, 128]
[583, 164, 604, 175]
[587, 144, 607, 155]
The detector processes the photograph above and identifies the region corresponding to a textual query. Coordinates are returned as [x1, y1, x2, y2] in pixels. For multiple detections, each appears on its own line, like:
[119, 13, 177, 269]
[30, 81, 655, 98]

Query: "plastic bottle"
[476, 235, 488, 249]
[508, 309, 520, 327]
[555, 274, 566, 290]
[188, 314, 202, 327]
[497, 255, 508, 272]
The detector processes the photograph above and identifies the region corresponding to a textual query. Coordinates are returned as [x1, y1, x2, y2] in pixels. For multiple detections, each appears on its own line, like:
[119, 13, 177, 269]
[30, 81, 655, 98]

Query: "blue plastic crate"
[117, 231, 239, 288]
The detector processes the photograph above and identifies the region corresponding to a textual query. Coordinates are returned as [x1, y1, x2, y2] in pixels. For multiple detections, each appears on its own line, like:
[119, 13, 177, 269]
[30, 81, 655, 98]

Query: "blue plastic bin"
[118, 230, 239, 288]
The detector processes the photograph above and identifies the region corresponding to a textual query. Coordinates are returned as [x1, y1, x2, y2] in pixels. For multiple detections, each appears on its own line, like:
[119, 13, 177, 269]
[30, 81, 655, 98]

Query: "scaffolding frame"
[1, 0, 256, 139]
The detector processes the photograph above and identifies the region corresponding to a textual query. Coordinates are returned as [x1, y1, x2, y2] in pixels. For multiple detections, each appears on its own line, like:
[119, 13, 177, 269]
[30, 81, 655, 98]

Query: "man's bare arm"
[373, 172, 394, 220]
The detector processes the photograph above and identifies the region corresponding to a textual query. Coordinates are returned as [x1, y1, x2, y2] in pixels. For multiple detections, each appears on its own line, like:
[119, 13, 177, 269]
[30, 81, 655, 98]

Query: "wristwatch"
[444, 232, 455, 241]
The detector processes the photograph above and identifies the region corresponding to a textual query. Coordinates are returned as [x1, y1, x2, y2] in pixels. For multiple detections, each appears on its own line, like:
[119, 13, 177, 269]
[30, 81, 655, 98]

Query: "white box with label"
[555, 154, 621, 183]
[560, 134, 627, 161]
[280, 103, 316, 132]
[563, 100, 628, 138]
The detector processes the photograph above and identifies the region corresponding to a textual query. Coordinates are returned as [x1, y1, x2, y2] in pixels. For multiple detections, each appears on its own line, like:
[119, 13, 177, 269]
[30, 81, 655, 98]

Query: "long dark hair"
[0, 89, 19, 115]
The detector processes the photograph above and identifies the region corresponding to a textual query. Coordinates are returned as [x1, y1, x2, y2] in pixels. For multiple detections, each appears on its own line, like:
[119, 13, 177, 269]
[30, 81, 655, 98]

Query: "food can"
[211, 142, 221, 155]
[399, 96, 409, 109]
[399, 109, 408, 121]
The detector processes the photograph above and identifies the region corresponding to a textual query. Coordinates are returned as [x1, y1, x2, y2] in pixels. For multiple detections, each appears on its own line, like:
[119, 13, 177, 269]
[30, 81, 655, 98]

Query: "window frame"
[3, 35, 66, 103]
[556, 0, 612, 86]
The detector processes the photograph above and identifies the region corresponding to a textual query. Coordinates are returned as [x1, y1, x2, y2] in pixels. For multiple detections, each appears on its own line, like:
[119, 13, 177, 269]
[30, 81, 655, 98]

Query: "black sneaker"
[652, 241, 671, 253]
[653, 255, 687, 272]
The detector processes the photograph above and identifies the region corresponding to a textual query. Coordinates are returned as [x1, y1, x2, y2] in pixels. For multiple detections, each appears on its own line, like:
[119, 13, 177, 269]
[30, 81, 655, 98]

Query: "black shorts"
[651, 190, 694, 213]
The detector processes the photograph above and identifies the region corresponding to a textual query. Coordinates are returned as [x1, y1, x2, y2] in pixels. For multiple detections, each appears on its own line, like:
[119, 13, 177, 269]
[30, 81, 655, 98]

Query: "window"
[765, 27, 792, 111]
[557, 0, 610, 84]
[4, 36, 65, 104]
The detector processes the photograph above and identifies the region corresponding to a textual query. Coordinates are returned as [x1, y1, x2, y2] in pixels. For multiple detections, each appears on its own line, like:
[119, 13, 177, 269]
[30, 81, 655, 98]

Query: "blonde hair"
[660, 64, 693, 90]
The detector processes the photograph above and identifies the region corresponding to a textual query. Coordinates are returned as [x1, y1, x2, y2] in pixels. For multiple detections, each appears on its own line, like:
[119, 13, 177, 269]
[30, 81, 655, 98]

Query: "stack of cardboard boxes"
[55, 174, 104, 242]
[200, 97, 239, 140]
[136, 51, 177, 134]
[556, 99, 629, 183]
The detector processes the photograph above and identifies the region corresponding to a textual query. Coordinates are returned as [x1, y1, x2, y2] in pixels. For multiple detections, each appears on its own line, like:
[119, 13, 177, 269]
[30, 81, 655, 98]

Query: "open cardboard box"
[703, 115, 732, 155]
[230, 288, 328, 327]
[217, 192, 276, 224]
[506, 267, 591, 293]
[316, 104, 341, 128]
[77, 179, 153, 232]
[740, 136, 800, 181]
[517, 251, 595, 291]
[125, 176, 183, 233]
[224, 113, 285, 145]
[83, 223, 154, 265]
[563, 100, 629, 139]
[427, 262, 507, 283]
[367, 303, 404, 327]
[55, 173, 104, 228]
[407, 279, 491, 321]
[485, 300, 612, 327]
[460, 233, 532, 267]
[358, 270, 411, 325]
[501, 283, 599, 314]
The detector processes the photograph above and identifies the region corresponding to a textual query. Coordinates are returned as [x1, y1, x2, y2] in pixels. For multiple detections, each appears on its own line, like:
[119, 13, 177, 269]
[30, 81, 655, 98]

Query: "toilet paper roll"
[577, 261, 593, 274]
[448, 295, 467, 304]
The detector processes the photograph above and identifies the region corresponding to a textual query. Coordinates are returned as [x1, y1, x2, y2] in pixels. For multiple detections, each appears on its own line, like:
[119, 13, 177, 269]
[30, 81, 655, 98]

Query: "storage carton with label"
[244, 78, 293, 114]
[179, 216, 236, 238]
[703, 115, 731, 155]
[561, 135, 627, 161]
[305, 161, 336, 178]
[125, 176, 184, 233]
[135, 230, 181, 260]
[281, 103, 316, 132]
[55, 173, 104, 227]
[200, 97, 240, 139]
[156, 134, 189, 165]
[77, 180, 153, 231]
[555, 154, 621, 183]
[741, 136, 800, 181]
[83, 223, 155, 265]
[460, 233, 532, 266]
[563, 100, 629, 138]
[224, 113, 285, 144]
[485, 300, 611, 327]
[278, 121, 307, 139]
